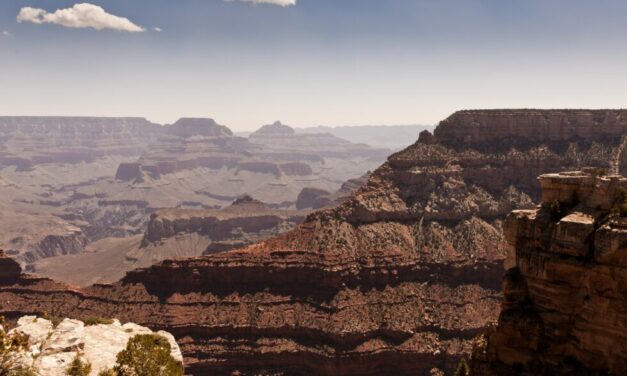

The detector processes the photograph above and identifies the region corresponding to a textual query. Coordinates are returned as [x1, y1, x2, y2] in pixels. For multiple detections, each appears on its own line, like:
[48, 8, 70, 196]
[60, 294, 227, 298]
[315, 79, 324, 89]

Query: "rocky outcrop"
[34, 230, 89, 260]
[1, 110, 625, 376]
[250, 121, 295, 137]
[472, 169, 627, 375]
[142, 196, 307, 253]
[3, 221, 89, 266]
[0, 251, 21, 284]
[114, 162, 142, 181]
[164, 117, 233, 137]
[295, 174, 370, 210]
[295, 187, 332, 210]
[4, 315, 182, 376]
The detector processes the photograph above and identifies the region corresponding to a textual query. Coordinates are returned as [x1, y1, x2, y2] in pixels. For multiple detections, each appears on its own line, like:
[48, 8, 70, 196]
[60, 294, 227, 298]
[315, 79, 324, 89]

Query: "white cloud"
[227, 0, 296, 7]
[17, 3, 145, 32]
[153, 27, 162, 32]
[1, 31, 10, 36]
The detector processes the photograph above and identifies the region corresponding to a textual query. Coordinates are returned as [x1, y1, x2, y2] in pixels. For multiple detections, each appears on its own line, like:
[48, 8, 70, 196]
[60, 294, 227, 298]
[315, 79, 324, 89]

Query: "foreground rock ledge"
[3, 315, 183, 376]
[472, 169, 627, 375]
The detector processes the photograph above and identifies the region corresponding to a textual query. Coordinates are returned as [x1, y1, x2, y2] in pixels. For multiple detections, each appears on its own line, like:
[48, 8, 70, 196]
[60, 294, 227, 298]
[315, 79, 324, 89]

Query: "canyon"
[0, 110, 625, 375]
[0, 117, 388, 271]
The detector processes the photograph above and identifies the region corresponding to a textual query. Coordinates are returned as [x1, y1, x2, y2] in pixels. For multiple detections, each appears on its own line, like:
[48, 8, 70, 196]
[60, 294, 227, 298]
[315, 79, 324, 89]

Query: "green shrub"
[113, 334, 182, 376]
[455, 358, 470, 376]
[454, 358, 470, 376]
[1, 321, 36, 376]
[611, 188, 627, 218]
[65, 356, 92, 376]
[97, 369, 116, 376]
[83, 317, 115, 326]
[42, 311, 62, 328]
[549, 199, 563, 221]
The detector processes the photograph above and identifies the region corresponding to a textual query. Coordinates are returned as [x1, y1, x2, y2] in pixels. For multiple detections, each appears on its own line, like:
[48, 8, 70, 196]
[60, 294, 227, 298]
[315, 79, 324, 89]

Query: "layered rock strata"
[1, 110, 625, 375]
[472, 169, 627, 375]
[0, 117, 159, 169]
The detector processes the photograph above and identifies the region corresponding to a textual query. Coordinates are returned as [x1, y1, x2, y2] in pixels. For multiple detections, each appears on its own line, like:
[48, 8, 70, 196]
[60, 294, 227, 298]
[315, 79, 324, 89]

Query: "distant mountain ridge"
[295, 124, 434, 150]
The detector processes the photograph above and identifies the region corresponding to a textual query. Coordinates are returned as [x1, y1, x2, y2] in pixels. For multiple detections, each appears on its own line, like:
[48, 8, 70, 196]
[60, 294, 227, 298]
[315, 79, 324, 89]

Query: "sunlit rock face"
[472, 169, 627, 376]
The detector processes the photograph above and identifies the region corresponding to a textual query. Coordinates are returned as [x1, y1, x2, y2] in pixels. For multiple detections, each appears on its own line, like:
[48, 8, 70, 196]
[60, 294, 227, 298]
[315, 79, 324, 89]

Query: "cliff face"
[435, 110, 625, 151]
[1, 110, 625, 376]
[0, 117, 160, 169]
[472, 169, 627, 375]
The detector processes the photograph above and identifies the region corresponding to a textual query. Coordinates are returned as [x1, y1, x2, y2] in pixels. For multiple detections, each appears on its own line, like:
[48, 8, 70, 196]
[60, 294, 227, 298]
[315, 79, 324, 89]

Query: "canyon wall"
[0, 116, 160, 169]
[1, 110, 625, 375]
[472, 169, 627, 375]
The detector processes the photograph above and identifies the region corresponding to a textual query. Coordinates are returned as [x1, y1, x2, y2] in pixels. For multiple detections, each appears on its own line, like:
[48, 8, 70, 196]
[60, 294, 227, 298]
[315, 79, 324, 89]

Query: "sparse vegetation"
[549, 199, 563, 221]
[42, 311, 62, 328]
[83, 316, 115, 326]
[611, 187, 627, 218]
[454, 358, 470, 376]
[65, 356, 92, 376]
[0, 316, 37, 376]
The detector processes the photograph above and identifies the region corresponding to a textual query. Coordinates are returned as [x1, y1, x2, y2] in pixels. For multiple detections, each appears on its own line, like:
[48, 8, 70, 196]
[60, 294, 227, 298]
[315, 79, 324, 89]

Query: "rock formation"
[3, 315, 182, 376]
[142, 195, 307, 252]
[0, 116, 159, 170]
[0, 110, 625, 375]
[295, 174, 370, 210]
[0, 250, 21, 284]
[295, 124, 434, 150]
[472, 169, 627, 375]
[294, 187, 332, 210]
[249, 121, 391, 161]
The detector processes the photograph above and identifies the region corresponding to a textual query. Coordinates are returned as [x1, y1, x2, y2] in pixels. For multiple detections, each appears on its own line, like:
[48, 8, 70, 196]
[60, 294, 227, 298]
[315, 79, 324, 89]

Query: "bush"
[549, 199, 563, 221]
[42, 311, 62, 328]
[1, 318, 36, 376]
[113, 334, 182, 376]
[454, 358, 470, 376]
[83, 317, 115, 326]
[65, 356, 92, 376]
[611, 188, 627, 218]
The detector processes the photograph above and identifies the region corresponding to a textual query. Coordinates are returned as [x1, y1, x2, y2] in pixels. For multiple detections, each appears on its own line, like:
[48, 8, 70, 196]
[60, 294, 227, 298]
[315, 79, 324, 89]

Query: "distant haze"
[295, 125, 433, 150]
[2, 1, 627, 130]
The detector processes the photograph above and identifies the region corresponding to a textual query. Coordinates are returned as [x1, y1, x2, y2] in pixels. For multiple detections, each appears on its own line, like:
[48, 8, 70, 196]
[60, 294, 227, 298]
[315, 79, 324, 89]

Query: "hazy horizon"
[2, 0, 627, 131]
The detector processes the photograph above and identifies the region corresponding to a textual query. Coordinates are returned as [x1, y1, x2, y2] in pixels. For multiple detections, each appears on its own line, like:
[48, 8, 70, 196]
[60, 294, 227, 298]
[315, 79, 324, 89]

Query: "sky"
[0, 0, 626, 131]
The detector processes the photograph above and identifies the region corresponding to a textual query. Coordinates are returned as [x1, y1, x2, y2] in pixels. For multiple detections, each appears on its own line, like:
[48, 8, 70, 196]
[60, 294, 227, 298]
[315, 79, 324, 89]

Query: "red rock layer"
[472, 169, 627, 375]
[1, 110, 625, 375]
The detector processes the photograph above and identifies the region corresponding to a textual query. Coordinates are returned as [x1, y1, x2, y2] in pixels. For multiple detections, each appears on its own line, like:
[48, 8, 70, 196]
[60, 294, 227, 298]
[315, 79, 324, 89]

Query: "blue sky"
[1, 0, 626, 130]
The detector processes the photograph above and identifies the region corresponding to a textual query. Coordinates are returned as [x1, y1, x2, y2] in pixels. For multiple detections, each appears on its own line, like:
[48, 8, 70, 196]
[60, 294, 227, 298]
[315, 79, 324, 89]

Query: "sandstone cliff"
[1, 110, 625, 375]
[472, 169, 627, 375]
